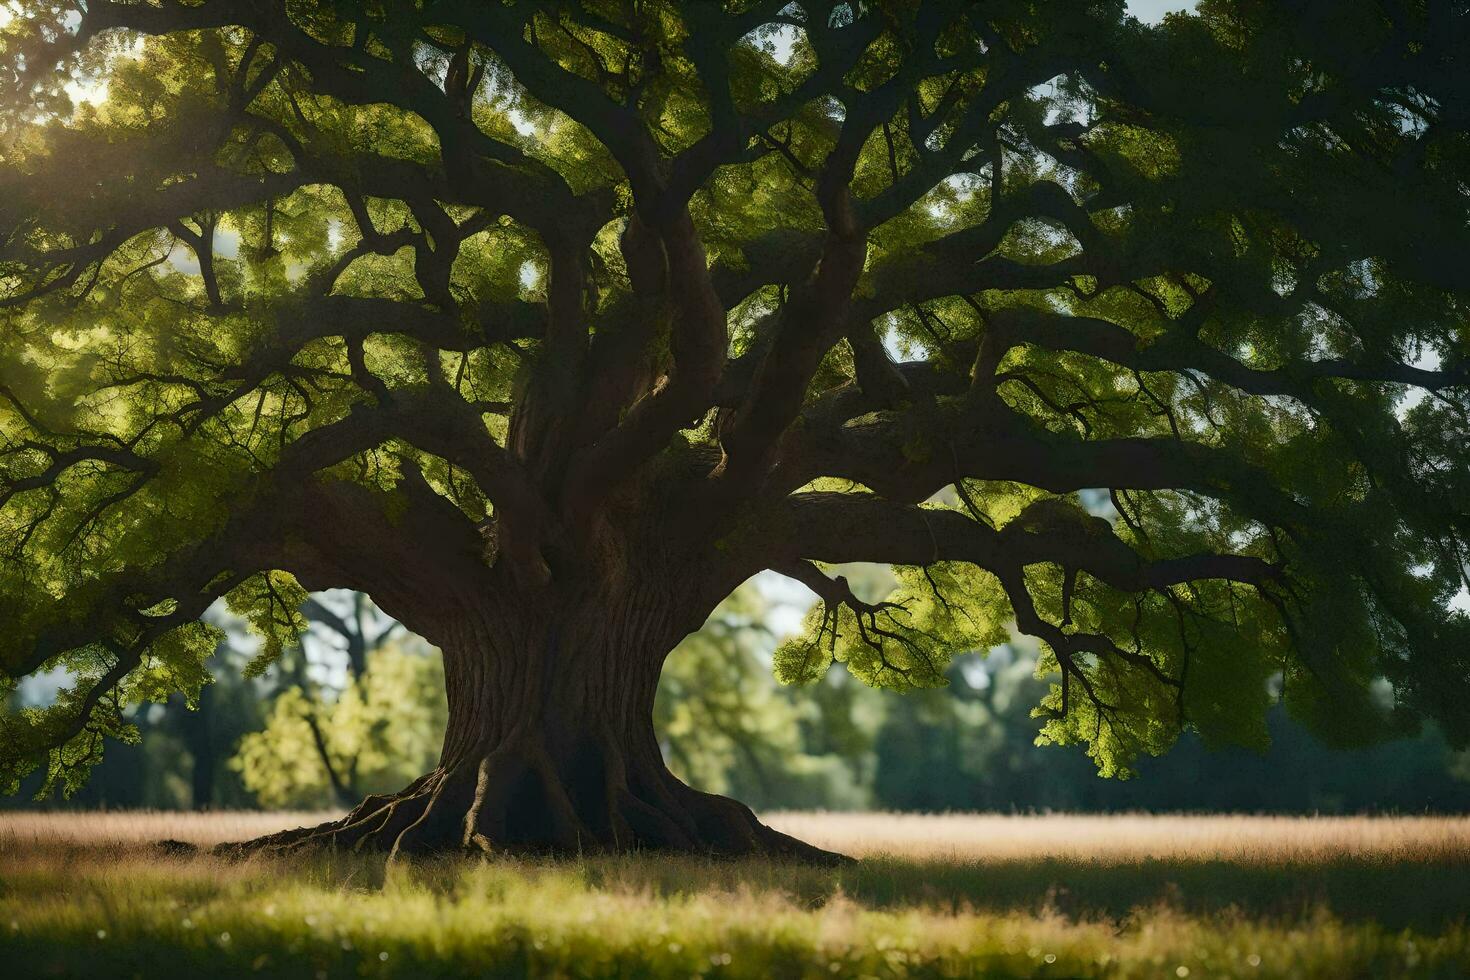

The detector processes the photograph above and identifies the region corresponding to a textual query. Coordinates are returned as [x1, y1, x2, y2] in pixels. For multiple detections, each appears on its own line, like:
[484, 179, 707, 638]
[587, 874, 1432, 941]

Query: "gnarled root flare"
[215, 735, 848, 866]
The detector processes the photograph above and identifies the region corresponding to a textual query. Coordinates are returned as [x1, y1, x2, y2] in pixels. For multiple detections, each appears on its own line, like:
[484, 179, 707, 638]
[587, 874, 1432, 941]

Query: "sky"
[1127, 0, 1201, 23]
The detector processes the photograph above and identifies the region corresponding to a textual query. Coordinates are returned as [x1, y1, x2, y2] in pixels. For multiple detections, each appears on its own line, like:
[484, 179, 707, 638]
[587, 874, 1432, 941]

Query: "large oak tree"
[2, 0, 1468, 860]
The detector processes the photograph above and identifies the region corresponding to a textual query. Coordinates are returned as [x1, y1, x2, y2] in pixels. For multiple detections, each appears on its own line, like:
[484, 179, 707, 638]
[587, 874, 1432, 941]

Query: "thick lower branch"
[762, 493, 1282, 594]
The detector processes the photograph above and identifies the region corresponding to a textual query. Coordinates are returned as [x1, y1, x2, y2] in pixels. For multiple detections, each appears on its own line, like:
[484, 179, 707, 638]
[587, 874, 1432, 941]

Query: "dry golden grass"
[2, 810, 1468, 978]
[767, 811, 1470, 862]
[6, 808, 1468, 862]
[0, 808, 339, 847]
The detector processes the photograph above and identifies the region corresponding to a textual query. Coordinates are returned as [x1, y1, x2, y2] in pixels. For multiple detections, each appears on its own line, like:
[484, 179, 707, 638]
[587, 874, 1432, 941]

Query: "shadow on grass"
[432, 850, 1470, 931]
[6, 837, 1470, 931]
[837, 856, 1470, 929]
[4, 840, 1470, 978]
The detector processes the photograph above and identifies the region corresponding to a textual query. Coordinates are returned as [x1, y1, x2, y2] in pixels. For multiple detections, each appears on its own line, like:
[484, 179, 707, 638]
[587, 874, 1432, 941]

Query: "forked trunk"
[225, 580, 844, 864]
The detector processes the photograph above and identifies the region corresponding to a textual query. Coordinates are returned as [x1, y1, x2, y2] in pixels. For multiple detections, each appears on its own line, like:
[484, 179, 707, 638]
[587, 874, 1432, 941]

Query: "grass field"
[2, 811, 1468, 978]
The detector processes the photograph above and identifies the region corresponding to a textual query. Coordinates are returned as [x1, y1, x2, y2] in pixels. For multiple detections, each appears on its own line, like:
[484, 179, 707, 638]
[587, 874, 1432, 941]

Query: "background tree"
[10, 578, 1467, 815]
[232, 624, 447, 810]
[253, 589, 407, 807]
[1, 0, 1467, 859]
[230, 589, 435, 808]
[654, 583, 869, 811]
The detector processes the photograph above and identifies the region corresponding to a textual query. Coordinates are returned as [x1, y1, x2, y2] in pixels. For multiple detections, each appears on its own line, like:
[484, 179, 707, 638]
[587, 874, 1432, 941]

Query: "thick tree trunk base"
[215, 583, 853, 865]
[215, 743, 849, 866]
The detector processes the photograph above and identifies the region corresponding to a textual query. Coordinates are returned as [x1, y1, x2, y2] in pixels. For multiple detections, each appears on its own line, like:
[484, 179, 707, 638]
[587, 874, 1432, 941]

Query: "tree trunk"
[180, 682, 215, 810]
[222, 578, 846, 864]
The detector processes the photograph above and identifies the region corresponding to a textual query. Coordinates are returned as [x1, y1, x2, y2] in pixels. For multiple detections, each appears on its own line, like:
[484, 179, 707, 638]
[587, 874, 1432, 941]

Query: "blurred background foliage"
[7, 572, 1468, 813]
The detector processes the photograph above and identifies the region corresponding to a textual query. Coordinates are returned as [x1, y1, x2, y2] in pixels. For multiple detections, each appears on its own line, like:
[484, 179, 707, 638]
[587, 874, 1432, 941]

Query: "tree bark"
[176, 684, 216, 810]
[221, 574, 846, 864]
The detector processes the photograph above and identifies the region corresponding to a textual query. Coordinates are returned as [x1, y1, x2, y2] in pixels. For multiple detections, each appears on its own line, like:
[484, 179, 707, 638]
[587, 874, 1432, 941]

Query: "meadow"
[2, 811, 1468, 978]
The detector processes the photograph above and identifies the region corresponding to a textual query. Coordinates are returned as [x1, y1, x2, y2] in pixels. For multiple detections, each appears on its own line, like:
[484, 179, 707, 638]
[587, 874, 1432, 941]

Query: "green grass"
[2, 813, 1468, 978]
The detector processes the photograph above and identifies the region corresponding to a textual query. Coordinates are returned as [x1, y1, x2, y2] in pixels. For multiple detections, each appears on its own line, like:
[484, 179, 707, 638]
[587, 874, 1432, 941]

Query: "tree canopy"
[2, 0, 1468, 809]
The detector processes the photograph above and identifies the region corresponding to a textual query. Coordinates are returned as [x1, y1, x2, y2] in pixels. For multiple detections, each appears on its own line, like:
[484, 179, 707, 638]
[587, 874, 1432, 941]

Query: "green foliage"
[775, 559, 1012, 692]
[226, 572, 310, 679]
[16, 584, 1469, 815]
[232, 639, 446, 808]
[1, 0, 1467, 801]
[127, 620, 223, 709]
[657, 586, 866, 809]
[0, 618, 224, 798]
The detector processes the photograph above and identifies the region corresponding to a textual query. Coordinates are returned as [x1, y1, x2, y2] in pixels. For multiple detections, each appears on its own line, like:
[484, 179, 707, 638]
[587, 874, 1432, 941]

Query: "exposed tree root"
[214, 739, 851, 866]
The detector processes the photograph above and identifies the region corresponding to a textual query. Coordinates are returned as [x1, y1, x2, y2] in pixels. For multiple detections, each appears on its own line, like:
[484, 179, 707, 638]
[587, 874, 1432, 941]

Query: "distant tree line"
[8, 586, 1467, 814]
